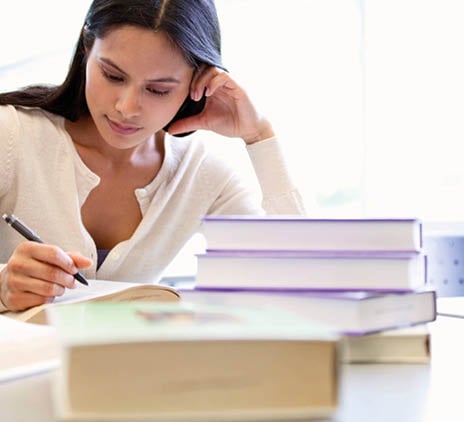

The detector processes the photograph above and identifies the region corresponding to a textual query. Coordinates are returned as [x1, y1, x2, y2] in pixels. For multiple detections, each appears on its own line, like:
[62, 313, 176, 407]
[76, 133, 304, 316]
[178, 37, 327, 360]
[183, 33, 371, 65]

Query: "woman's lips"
[106, 117, 141, 135]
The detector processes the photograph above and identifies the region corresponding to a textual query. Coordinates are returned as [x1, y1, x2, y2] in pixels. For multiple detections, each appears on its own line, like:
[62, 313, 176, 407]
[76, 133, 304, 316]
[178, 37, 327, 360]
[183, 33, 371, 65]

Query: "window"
[2, 0, 463, 224]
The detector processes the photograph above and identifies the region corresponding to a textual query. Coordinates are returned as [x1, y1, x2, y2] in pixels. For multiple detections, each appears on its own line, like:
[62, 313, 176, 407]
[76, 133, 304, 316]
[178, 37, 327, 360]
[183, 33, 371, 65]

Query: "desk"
[0, 311, 462, 421]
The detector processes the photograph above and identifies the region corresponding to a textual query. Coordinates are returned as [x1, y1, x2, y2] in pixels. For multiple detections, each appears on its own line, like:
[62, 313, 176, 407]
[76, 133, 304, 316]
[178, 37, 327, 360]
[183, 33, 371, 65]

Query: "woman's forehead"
[92, 25, 194, 79]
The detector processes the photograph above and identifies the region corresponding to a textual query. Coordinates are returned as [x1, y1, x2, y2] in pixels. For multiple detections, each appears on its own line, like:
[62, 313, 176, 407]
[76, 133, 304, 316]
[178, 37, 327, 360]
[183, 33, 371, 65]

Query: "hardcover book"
[200, 216, 422, 252]
[195, 250, 427, 292]
[180, 289, 436, 335]
[341, 324, 431, 364]
[49, 302, 339, 421]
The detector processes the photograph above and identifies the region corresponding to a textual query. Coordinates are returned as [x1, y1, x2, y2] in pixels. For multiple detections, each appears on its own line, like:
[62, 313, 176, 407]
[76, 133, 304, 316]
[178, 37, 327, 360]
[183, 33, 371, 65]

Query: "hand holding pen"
[0, 214, 92, 312]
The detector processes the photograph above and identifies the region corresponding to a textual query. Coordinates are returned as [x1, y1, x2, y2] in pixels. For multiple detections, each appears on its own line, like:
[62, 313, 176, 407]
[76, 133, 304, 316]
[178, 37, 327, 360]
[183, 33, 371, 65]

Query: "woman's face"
[85, 25, 194, 150]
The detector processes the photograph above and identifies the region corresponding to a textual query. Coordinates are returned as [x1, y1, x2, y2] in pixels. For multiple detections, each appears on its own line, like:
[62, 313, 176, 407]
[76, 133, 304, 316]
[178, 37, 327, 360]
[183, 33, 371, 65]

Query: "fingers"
[2, 288, 56, 312]
[180, 66, 269, 142]
[7, 273, 66, 298]
[12, 242, 79, 288]
[68, 252, 93, 270]
[190, 66, 239, 100]
[8, 256, 76, 291]
[0, 242, 93, 312]
[0, 269, 65, 312]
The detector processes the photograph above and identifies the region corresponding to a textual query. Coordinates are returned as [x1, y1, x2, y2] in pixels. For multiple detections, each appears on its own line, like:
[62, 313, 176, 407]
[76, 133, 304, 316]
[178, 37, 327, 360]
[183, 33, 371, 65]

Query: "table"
[0, 313, 462, 421]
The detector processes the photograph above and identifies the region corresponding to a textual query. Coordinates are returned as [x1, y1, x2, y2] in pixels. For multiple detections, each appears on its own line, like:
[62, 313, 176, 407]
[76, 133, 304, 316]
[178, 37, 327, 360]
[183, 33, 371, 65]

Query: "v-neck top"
[0, 105, 304, 292]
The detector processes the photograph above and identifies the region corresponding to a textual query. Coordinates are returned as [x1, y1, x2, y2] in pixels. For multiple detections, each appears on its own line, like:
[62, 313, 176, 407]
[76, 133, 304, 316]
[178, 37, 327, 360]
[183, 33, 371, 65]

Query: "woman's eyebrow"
[100, 57, 181, 83]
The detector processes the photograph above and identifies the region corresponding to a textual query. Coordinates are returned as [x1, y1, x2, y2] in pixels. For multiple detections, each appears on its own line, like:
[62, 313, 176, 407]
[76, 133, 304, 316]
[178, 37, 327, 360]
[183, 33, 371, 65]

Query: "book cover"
[195, 250, 427, 292]
[341, 324, 431, 364]
[49, 302, 339, 421]
[180, 289, 436, 335]
[201, 216, 422, 252]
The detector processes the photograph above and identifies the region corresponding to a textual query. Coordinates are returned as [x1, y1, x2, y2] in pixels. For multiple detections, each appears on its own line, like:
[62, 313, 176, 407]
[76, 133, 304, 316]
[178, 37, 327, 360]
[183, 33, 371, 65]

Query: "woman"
[0, 0, 304, 312]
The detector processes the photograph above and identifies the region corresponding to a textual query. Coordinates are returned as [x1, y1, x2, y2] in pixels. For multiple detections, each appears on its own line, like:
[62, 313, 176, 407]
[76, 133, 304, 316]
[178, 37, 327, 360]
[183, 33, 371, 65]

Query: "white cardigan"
[0, 105, 305, 290]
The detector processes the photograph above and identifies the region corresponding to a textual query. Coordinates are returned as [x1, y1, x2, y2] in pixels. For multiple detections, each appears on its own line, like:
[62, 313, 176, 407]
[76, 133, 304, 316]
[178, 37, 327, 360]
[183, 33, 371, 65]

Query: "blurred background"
[3, 0, 464, 276]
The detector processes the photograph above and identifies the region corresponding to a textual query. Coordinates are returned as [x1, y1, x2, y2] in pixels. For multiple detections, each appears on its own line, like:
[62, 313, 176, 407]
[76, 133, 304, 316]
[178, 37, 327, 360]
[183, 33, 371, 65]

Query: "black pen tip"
[74, 272, 89, 286]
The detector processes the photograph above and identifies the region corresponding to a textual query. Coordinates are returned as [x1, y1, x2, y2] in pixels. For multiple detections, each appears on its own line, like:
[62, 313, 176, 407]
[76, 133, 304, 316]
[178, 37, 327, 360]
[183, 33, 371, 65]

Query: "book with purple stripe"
[195, 250, 426, 292]
[200, 216, 422, 252]
[180, 288, 436, 336]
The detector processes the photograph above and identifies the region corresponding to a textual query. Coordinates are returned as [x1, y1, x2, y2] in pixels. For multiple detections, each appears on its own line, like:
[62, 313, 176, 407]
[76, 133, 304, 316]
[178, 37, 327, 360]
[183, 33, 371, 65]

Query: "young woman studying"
[0, 0, 305, 312]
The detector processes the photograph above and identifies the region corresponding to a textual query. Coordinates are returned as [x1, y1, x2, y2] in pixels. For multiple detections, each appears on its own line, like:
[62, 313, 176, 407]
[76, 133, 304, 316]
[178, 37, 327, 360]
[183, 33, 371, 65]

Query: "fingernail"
[54, 285, 65, 296]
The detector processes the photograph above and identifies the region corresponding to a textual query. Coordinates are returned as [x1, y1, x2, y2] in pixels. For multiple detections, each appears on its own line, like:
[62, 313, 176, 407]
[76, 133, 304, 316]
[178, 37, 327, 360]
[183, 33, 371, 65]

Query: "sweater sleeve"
[0, 106, 16, 312]
[246, 137, 306, 215]
[0, 105, 18, 197]
[0, 264, 8, 313]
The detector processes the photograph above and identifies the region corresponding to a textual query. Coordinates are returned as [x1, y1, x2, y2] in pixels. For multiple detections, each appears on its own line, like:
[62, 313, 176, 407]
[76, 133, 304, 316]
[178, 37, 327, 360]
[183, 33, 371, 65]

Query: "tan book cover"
[49, 302, 340, 421]
[341, 324, 431, 364]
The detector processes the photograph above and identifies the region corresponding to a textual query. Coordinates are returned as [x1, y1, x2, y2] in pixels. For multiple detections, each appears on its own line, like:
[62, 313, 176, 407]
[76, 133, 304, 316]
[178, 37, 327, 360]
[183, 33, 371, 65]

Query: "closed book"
[195, 250, 426, 292]
[49, 302, 339, 421]
[201, 216, 422, 252]
[341, 324, 431, 364]
[181, 289, 436, 335]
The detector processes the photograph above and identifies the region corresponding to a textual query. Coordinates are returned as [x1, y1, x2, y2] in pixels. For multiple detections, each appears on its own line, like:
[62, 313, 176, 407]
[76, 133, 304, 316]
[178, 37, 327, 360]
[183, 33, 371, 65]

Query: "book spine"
[202, 250, 422, 258]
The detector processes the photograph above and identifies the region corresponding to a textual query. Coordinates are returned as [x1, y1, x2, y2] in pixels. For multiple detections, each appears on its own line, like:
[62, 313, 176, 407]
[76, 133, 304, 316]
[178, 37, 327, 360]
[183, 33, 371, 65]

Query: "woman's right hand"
[0, 242, 92, 311]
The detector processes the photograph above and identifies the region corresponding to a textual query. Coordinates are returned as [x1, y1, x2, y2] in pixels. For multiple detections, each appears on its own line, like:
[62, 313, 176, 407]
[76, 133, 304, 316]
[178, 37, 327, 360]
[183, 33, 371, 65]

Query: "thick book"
[201, 216, 422, 252]
[195, 250, 427, 292]
[49, 302, 339, 421]
[341, 324, 431, 364]
[180, 289, 436, 335]
[4, 279, 180, 325]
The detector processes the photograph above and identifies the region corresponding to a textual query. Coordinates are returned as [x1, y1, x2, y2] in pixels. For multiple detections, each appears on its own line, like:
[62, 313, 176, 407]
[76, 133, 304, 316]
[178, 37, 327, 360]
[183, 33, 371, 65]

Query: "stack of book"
[194, 216, 436, 362]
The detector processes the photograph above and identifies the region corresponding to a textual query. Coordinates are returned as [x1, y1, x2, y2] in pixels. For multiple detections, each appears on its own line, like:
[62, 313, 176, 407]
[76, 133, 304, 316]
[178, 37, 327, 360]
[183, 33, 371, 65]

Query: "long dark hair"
[0, 0, 223, 121]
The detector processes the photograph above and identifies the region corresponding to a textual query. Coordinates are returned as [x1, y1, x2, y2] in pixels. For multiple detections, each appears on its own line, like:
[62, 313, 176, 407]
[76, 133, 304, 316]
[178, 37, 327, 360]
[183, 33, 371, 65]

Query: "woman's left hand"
[167, 66, 275, 144]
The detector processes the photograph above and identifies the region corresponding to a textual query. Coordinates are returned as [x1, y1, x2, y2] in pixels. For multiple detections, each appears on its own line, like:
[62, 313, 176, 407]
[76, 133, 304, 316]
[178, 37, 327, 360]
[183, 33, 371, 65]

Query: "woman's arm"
[247, 137, 305, 215]
[168, 68, 306, 215]
[0, 105, 18, 198]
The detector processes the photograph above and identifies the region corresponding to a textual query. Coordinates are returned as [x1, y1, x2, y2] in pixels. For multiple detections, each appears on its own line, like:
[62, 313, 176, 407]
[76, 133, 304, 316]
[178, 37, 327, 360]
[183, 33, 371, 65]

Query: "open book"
[3, 279, 181, 325]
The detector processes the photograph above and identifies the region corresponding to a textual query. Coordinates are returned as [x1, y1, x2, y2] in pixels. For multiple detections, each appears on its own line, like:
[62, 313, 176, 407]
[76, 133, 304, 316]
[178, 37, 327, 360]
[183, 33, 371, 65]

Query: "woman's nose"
[115, 86, 142, 118]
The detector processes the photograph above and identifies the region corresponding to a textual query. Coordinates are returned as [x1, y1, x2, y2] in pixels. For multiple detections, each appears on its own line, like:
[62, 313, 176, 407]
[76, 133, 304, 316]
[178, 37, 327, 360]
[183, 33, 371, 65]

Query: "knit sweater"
[0, 105, 304, 294]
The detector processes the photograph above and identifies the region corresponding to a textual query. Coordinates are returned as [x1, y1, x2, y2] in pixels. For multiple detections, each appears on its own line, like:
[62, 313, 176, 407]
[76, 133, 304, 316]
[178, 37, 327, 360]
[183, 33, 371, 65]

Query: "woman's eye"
[102, 69, 123, 82]
[147, 87, 169, 96]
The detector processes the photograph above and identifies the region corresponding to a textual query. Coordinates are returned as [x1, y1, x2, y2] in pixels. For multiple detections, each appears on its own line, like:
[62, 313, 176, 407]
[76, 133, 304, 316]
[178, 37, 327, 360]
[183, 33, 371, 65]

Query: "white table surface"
[1, 297, 462, 421]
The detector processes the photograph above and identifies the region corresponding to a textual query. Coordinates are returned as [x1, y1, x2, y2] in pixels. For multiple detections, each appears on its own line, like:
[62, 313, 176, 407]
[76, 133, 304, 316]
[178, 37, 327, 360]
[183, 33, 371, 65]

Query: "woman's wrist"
[242, 118, 275, 145]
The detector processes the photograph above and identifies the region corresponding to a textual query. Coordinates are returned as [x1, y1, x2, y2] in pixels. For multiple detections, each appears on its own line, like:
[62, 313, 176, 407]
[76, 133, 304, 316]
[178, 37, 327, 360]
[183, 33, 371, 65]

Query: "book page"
[53, 279, 179, 304]
[4, 280, 180, 324]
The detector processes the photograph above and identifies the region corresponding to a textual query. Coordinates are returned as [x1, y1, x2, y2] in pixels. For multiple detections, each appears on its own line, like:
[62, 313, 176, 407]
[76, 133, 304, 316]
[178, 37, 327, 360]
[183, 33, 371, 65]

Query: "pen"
[2, 214, 89, 286]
